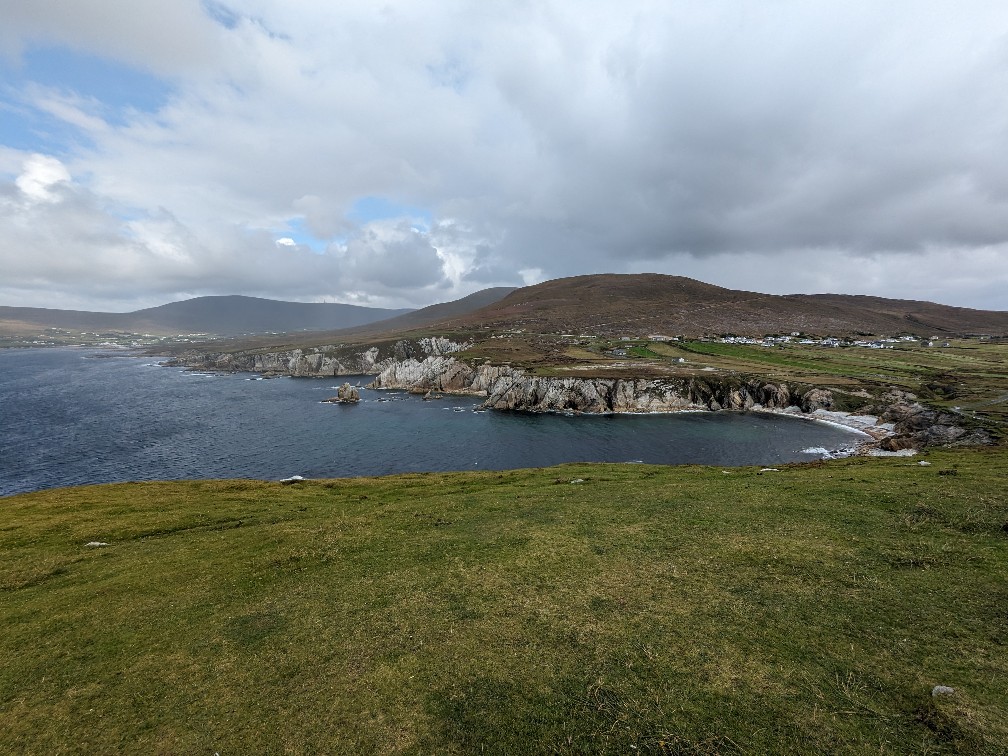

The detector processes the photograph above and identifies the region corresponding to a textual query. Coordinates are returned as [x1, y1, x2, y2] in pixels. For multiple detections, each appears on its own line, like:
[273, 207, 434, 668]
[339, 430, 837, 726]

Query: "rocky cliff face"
[163, 338, 473, 378]
[370, 356, 826, 414]
[874, 399, 989, 450]
[369, 357, 515, 395]
[367, 356, 988, 449]
[166, 345, 387, 376]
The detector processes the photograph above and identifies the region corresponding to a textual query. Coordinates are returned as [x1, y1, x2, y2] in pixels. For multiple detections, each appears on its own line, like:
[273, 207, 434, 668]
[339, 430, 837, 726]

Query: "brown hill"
[431, 274, 1008, 337]
[300, 286, 517, 343]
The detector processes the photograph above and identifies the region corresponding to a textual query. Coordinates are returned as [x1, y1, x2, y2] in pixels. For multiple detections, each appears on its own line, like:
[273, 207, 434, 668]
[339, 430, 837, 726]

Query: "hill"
[2, 449, 1006, 751]
[433, 274, 1008, 338]
[173, 286, 517, 351]
[331, 286, 516, 339]
[0, 295, 412, 337]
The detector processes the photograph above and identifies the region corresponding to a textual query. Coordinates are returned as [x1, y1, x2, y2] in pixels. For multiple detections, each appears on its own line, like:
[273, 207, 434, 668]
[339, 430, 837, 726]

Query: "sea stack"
[336, 383, 360, 403]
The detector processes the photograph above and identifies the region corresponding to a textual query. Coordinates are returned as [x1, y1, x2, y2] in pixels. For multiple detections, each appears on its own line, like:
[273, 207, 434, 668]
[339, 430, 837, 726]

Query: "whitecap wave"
[801, 445, 859, 460]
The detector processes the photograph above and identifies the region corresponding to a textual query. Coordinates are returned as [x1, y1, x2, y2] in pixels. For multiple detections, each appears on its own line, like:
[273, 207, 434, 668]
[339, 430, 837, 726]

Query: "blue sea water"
[0, 348, 865, 496]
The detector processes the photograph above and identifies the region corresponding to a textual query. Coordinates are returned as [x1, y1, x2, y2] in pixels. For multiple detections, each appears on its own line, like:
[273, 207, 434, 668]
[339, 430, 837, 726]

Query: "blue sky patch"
[348, 196, 433, 229]
[8, 46, 172, 118]
[0, 45, 173, 156]
[278, 217, 329, 252]
[0, 96, 87, 156]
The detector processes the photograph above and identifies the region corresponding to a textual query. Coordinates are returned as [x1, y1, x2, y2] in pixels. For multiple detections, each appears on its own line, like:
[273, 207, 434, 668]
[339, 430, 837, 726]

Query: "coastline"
[161, 344, 986, 455]
[367, 380, 891, 457]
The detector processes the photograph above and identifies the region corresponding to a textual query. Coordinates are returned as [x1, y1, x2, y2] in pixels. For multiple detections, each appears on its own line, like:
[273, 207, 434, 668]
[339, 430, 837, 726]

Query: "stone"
[336, 383, 360, 403]
[931, 685, 955, 697]
[880, 435, 918, 452]
[801, 388, 834, 412]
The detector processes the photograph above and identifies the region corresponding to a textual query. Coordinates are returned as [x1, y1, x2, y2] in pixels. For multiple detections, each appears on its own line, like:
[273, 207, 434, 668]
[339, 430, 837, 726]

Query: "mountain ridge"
[0, 295, 413, 337]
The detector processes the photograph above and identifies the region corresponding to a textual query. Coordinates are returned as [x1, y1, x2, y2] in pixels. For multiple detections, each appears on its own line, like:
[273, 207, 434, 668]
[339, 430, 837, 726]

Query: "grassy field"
[3, 448, 1007, 753]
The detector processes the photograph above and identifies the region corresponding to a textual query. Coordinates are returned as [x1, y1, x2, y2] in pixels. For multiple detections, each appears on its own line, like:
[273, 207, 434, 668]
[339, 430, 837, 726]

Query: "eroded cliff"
[163, 336, 469, 378]
[166, 340, 986, 450]
[370, 356, 825, 413]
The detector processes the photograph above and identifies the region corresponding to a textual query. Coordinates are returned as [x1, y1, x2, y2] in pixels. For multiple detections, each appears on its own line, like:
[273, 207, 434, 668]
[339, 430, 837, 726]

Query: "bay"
[0, 347, 865, 496]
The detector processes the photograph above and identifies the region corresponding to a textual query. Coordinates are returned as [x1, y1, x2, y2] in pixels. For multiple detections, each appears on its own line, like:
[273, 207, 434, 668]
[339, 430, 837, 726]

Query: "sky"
[1, 1, 1007, 312]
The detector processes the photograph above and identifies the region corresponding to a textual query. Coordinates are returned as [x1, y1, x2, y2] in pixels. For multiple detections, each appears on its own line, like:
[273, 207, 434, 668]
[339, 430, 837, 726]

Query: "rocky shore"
[367, 356, 986, 450]
[164, 338, 988, 452]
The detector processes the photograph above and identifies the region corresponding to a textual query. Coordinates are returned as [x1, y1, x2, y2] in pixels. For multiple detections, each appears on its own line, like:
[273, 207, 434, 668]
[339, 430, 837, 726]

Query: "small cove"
[1, 348, 867, 496]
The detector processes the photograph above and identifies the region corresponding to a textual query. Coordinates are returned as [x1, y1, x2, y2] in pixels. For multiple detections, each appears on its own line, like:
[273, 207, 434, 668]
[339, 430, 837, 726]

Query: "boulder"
[801, 388, 834, 412]
[879, 435, 918, 452]
[336, 383, 360, 403]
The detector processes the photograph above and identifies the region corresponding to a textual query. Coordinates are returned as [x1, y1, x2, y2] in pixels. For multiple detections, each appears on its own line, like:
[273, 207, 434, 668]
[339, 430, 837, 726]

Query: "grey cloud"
[337, 221, 449, 290]
[0, 0, 220, 74]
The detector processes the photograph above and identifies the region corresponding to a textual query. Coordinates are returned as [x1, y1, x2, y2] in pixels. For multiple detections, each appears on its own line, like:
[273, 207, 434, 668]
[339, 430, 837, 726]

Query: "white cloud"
[14, 154, 71, 202]
[518, 268, 545, 287]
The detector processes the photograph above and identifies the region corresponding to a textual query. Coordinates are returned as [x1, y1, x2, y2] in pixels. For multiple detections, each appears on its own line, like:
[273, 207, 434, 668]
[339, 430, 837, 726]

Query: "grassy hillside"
[439, 274, 1008, 338]
[3, 449, 1007, 753]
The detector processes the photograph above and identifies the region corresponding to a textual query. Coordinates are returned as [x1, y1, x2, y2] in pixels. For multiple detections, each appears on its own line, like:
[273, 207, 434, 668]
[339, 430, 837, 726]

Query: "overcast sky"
[2, 1, 1007, 312]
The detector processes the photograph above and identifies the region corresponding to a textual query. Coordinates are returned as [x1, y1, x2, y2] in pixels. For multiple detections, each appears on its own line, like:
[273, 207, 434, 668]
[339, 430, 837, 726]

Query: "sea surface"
[0, 348, 866, 496]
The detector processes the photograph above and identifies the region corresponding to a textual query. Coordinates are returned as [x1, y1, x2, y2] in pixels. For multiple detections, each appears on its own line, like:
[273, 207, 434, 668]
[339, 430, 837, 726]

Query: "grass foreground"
[2, 449, 1007, 753]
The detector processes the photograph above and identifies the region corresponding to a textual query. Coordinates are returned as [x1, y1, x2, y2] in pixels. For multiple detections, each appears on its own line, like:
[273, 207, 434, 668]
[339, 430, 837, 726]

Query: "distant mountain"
[428, 274, 1008, 337]
[320, 286, 517, 340]
[0, 295, 413, 337]
[195, 287, 519, 350]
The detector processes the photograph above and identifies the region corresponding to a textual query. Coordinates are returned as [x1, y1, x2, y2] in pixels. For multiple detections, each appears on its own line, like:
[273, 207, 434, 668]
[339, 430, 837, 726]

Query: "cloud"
[14, 153, 71, 202]
[0, 0, 220, 75]
[333, 220, 450, 296]
[1, 0, 1007, 311]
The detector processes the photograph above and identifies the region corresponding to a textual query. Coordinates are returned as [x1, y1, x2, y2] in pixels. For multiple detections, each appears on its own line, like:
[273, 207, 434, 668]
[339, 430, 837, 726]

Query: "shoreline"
[159, 345, 981, 454]
[366, 382, 889, 457]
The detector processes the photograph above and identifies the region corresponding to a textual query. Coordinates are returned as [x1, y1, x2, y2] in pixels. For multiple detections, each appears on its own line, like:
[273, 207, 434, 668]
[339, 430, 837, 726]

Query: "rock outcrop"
[163, 338, 473, 378]
[370, 356, 810, 414]
[369, 357, 515, 395]
[875, 401, 990, 450]
[165, 345, 389, 376]
[335, 383, 360, 403]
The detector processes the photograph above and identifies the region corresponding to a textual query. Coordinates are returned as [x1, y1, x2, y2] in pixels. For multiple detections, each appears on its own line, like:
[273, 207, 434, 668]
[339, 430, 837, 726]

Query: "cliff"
[371, 356, 825, 413]
[368, 355, 985, 449]
[163, 336, 469, 378]
[166, 340, 986, 451]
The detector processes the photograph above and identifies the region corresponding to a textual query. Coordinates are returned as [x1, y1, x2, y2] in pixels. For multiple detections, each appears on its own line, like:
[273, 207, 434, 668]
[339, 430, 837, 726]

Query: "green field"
[3, 449, 1007, 753]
